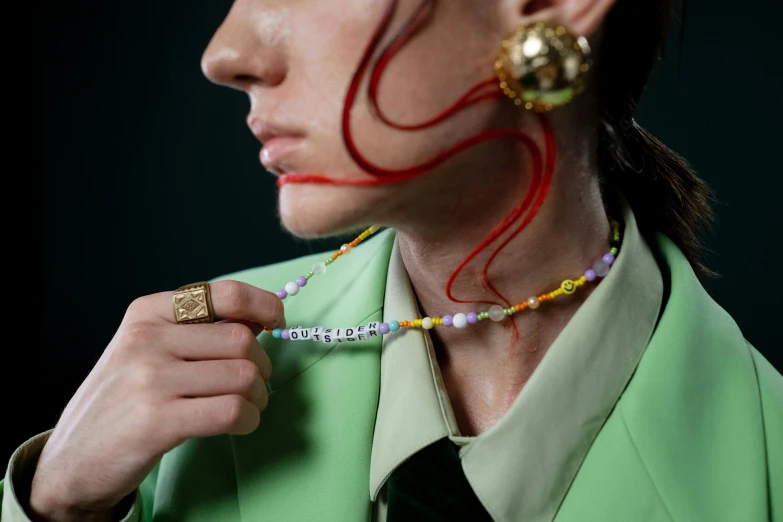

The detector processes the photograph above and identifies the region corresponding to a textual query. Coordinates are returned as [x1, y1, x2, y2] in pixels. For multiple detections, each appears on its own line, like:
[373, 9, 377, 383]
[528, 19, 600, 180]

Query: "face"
[202, 0, 534, 238]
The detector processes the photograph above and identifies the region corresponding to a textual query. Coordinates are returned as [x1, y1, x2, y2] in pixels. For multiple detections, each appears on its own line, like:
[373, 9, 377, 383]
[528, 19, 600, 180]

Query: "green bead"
[325, 258, 334, 265]
[305, 272, 315, 279]
[505, 308, 514, 315]
[610, 247, 618, 256]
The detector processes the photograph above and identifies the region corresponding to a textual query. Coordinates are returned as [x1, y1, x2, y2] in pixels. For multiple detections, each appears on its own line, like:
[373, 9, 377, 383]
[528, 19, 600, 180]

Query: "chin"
[277, 183, 382, 239]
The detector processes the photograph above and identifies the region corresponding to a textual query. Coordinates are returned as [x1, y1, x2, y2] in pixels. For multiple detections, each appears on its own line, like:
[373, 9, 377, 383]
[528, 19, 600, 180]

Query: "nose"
[201, 4, 288, 91]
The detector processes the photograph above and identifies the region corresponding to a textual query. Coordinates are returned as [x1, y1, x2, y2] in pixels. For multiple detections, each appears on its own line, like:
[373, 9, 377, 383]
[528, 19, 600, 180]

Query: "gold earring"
[494, 22, 591, 112]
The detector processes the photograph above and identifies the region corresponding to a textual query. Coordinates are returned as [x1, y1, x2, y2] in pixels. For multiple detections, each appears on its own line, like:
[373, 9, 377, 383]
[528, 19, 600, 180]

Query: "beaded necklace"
[263, 221, 621, 343]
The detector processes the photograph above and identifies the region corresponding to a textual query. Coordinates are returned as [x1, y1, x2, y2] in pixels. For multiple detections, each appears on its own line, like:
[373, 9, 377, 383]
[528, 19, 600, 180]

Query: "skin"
[29, 0, 616, 520]
[202, 0, 615, 432]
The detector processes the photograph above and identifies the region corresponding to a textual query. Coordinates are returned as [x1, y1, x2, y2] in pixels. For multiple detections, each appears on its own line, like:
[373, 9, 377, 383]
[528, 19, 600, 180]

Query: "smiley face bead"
[560, 279, 576, 294]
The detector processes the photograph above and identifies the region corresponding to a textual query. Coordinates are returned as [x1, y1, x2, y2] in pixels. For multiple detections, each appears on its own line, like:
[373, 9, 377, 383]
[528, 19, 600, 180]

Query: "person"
[3, 0, 781, 520]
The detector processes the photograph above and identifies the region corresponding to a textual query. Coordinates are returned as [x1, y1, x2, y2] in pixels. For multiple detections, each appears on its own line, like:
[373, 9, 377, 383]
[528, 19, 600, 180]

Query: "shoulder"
[613, 232, 782, 520]
[626, 232, 782, 432]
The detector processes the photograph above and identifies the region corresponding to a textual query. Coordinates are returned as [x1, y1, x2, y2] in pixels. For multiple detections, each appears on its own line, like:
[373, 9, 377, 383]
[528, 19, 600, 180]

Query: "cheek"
[374, 1, 499, 122]
[351, 2, 503, 166]
[290, 0, 506, 172]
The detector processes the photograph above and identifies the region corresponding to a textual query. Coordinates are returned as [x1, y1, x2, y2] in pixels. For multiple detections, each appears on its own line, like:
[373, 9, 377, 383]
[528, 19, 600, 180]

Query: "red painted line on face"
[279, 0, 556, 338]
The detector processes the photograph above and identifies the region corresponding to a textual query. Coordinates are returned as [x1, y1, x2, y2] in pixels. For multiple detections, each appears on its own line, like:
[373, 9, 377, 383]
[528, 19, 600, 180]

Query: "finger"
[210, 280, 286, 329]
[220, 319, 264, 337]
[162, 323, 272, 381]
[163, 360, 269, 409]
[131, 280, 285, 329]
[166, 395, 262, 439]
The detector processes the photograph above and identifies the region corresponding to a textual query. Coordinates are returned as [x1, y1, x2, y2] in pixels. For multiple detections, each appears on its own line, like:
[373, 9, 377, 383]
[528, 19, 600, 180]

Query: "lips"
[259, 136, 304, 174]
[248, 117, 305, 175]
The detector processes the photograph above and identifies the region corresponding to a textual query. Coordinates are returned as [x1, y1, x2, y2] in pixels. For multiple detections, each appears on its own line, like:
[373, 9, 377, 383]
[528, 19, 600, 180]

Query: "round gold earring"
[494, 22, 591, 112]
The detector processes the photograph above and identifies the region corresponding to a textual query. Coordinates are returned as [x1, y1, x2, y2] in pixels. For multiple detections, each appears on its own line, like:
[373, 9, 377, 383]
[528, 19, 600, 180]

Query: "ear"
[501, 0, 618, 37]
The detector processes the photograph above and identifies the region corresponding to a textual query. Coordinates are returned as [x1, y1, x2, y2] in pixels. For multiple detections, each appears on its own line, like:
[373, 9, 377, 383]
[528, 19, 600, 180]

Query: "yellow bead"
[560, 279, 576, 294]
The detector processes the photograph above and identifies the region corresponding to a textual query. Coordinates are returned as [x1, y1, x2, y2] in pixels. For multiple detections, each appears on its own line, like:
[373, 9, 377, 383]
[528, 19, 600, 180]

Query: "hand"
[28, 281, 285, 522]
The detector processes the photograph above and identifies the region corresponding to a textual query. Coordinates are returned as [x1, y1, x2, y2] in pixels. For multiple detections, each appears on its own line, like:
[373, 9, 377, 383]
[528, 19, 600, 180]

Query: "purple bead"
[602, 254, 616, 266]
[276, 289, 288, 299]
[442, 315, 454, 327]
[593, 259, 610, 277]
[584, 269, 597, 282]
[296, 276, 308, 287]
[379, 323, 390, 334]
[281, 329, 290, 340]
[467, 312, 479, 324]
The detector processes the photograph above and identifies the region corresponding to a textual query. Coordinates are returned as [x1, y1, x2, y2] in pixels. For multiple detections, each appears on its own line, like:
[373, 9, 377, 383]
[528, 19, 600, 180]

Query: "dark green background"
[11, 0, 781, 464]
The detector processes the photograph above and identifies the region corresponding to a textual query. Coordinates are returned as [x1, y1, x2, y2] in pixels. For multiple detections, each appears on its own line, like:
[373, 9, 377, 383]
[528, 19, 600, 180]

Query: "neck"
[390, 146, 610, 435]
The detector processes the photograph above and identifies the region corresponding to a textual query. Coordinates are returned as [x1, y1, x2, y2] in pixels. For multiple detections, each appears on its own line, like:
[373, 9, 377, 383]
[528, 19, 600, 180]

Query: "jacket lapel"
[228, 230, 396, 522]
[556, 234, 768, 521]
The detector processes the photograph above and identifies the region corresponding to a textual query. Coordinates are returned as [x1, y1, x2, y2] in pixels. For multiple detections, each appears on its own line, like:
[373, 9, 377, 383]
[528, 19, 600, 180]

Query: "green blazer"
[3, 230, 781, 521]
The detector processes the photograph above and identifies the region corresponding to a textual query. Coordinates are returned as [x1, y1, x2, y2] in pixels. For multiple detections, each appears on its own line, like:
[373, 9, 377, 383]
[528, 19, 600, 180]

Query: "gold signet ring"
[173, 282, 215, 324]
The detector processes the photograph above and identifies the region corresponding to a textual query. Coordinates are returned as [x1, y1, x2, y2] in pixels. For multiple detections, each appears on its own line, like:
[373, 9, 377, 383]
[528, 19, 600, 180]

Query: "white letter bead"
[311, 327, 324, 342]
[453, 313, 468, 329]
[366, 322, 380, 334]
[322, 329, 337, 343]
[284, 281, 300, 296]
[289, 327, 301, 341]
[344, 328, 357, 341]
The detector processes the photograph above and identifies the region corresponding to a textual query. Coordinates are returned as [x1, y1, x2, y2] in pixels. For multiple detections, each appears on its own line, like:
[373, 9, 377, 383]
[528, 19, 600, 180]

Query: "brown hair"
[597, 0, 714, 277]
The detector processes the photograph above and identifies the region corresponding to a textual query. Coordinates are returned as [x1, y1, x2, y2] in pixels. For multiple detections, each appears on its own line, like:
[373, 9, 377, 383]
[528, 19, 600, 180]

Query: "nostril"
[201, 36, 287, 89]
[235, 74, 258, 84]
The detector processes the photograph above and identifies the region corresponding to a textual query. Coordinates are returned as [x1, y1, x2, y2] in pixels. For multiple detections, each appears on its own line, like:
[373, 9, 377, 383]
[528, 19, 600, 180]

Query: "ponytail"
[597, 0, 714, 278]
